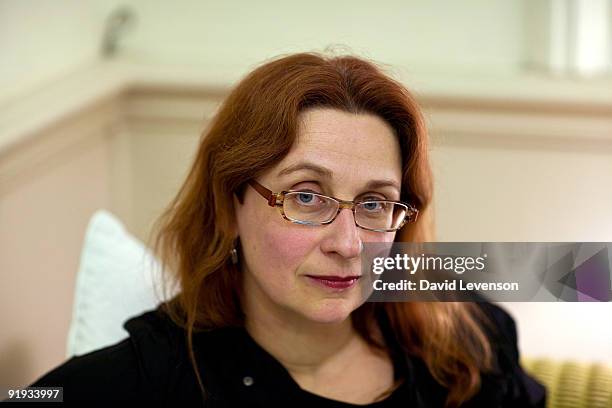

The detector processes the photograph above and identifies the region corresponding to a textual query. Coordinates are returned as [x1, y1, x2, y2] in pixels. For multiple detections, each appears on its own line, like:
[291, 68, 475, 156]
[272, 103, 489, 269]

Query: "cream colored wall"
[119, 91, 222, 243]
[0, 111, 115, 388]
[431, 136, 612, 242]
[502, 302, 612, 362]
[0, 0, 123, 104]
[115, 0, 525, 74]
[1, 0, 526, 104]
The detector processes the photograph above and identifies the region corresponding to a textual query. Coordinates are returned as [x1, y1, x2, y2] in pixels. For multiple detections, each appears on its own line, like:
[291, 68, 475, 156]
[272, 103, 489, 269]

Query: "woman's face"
[234, 108, 403, 324]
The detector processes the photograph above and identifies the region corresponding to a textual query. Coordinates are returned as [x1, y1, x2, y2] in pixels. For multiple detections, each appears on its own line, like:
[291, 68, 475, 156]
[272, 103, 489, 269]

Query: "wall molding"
[1, 61, 611, 197]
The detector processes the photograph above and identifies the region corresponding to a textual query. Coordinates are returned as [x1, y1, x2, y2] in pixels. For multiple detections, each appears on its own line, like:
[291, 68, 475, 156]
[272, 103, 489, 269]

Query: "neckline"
[292, 376, 409, 407]
[235, 323, 414, 407]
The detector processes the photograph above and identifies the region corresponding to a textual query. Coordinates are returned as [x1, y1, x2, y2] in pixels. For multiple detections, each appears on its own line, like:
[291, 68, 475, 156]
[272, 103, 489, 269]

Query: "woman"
[27, 52, 546, 407]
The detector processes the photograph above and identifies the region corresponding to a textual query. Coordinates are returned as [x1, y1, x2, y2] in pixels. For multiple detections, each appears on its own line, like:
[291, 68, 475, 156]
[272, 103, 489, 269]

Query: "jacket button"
[242, 376, 254, 387]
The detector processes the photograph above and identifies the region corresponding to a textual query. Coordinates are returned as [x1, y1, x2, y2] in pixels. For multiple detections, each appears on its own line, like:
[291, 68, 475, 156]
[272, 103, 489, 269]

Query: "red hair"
[150, 51, 493, 407]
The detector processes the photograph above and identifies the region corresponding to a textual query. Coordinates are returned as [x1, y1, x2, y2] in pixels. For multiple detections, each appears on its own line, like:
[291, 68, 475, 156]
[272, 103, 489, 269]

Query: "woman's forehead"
[287, 109, 402, 176]
[296, 108, 396, 143]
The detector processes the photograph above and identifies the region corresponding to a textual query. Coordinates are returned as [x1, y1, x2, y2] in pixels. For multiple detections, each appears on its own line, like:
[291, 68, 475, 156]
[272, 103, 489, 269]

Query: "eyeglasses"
[247, 179, 418, 232]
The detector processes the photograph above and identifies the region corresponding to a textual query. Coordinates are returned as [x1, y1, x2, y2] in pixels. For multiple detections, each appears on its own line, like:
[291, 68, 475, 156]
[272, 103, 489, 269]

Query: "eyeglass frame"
[246, 179, 419, 232]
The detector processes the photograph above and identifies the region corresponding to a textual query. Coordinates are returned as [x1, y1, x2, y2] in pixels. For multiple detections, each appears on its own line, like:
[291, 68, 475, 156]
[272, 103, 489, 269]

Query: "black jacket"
[23, 302, 546, 406]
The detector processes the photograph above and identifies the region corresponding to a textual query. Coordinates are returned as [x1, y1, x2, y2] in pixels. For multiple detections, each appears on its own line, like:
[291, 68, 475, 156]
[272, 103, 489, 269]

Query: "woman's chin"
[302, 299, 358, 324]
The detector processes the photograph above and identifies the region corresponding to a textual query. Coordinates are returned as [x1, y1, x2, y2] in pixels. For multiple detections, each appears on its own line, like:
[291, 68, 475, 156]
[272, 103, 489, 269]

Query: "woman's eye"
[363, 201, 382, 211]
[296, 192, 315, 204]
[361, 197, 391, 213]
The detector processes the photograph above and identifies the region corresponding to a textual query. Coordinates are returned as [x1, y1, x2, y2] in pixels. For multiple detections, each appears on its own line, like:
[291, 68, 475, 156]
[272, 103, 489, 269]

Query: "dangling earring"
[230, 245, 238, 265]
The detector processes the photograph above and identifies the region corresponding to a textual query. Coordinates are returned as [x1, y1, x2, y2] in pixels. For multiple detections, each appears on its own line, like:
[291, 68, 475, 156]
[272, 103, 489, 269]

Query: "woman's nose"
[320, 208, 363, 259]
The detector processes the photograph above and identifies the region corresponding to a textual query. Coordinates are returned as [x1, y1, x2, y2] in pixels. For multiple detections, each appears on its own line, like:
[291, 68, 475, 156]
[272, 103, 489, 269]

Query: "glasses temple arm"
[248, 180, 278, 206]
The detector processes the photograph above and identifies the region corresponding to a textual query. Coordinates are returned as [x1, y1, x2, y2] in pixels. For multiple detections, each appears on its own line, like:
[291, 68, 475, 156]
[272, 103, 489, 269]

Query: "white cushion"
[66, 209, 174, 357]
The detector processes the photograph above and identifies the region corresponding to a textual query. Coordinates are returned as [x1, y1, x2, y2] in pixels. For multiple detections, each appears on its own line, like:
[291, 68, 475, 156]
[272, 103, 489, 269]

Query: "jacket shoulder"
[476, 302, 520, 359]
[28, 306, 190, 402]
[28, 337, 157, 401]
[472, 302, 547, 408]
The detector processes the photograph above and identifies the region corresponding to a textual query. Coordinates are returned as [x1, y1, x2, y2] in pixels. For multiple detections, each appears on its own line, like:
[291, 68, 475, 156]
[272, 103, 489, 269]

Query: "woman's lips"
[304, 275, 361, 290]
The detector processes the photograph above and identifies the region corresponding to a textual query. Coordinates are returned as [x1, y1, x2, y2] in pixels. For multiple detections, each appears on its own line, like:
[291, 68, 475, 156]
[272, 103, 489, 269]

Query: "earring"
[230, 246, 238, 265]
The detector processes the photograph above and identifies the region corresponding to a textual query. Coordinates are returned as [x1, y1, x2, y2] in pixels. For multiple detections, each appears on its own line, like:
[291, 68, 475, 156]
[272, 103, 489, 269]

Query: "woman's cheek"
[260, 226, 318, 278]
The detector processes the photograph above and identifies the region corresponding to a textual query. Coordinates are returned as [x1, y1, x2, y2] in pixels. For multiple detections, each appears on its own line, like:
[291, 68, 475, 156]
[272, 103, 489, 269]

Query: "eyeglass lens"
[283, 192, 408, 230]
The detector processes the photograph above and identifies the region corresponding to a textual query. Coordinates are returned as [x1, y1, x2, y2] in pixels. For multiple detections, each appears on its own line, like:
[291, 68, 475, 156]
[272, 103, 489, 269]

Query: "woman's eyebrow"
[364, 179, 401, 194]
[277, 161, 401, 193]
[277, 162, 333, 178]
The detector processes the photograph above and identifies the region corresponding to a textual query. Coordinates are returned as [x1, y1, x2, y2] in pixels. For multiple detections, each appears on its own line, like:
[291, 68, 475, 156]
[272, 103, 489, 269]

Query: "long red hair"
[149, 51, 494, 407]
